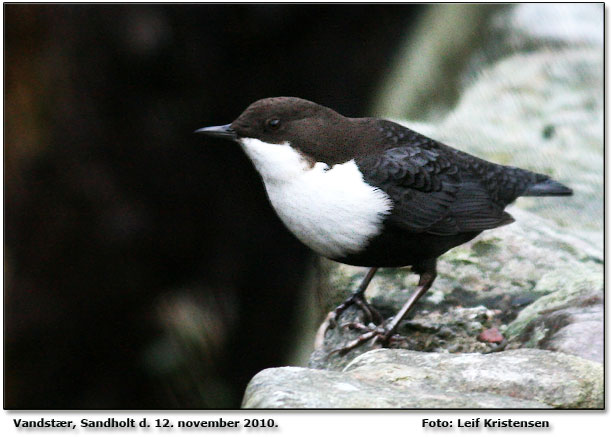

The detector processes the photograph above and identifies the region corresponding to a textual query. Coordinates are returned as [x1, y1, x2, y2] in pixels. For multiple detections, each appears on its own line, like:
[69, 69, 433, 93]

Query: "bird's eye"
[266, 118, 281, 130]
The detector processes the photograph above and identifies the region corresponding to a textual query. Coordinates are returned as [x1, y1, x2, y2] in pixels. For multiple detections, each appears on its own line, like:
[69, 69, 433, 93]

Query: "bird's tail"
[522, 177, 573, 197]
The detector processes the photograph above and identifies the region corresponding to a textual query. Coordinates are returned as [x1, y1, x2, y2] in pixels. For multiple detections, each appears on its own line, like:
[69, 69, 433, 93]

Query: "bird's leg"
[332, 260, 437, 355]
[380, 268, 436, 343]
[314, 267, 379, 348]
[328, 267, 380, 325]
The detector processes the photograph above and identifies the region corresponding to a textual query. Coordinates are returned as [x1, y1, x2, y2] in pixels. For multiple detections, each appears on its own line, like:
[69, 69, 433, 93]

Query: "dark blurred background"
[4, 4, 424, 408]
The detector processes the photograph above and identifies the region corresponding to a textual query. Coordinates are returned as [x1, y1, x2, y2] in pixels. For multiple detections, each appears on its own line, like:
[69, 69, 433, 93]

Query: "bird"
[195, 97, 573, 353]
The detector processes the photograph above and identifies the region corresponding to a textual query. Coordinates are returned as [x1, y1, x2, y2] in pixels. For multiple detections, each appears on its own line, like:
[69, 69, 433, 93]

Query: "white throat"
[239, 137, 392, 259]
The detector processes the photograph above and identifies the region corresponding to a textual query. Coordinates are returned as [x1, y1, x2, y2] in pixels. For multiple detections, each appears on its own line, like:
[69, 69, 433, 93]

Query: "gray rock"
[491, 4, 603, 50]
[244, 349, 602, 408]
[438, 47, 603, 243]
[505, 263, 603, 362]
[543, 306, 603, 363]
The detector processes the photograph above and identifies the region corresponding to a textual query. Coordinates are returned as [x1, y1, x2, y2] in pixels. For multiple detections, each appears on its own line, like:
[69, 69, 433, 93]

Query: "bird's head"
[196, 97, 372, 166]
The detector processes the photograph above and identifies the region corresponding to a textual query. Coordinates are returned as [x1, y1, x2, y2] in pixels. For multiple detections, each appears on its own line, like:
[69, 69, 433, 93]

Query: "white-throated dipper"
[196, 97, 572, 352]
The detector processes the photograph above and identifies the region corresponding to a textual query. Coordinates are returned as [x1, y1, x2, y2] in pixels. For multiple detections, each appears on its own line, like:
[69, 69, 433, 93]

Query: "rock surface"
[244, 349, 602, 408]
[242, 4, 603, 409]
[310, 208, 602, 371]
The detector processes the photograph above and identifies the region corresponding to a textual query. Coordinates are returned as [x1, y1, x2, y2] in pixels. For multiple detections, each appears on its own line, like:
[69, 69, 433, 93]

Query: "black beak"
[194, 124, 237, 140]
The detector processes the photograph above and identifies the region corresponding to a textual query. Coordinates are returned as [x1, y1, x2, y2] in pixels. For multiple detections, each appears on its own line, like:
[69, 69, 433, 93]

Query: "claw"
[328, 323, 398, 356]
[314, 310, 338, 349]
[314, 299, 382, 349]
[339, 321, 371, 331]
[352, 296, 383, 325]
[314, 268, 380, 349]
[330, 330, 378, 356]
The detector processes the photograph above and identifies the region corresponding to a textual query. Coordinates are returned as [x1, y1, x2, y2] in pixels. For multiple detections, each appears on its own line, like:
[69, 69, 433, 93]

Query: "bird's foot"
[315, 264, 437, 354]
[314, 294, 383, 349]
[348, 295, 384, 326]
[329, 321, 404, 356]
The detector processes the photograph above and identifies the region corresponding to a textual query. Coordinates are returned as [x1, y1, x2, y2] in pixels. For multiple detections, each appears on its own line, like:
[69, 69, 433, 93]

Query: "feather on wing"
[355, 128, 515, 236]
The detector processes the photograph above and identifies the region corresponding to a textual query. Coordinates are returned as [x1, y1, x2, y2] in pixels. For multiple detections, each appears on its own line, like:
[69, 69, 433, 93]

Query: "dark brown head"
[197, 97, 383, 165]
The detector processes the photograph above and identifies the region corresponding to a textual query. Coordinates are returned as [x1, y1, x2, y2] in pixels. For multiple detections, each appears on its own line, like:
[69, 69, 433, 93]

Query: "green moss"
[471, 238, 502, 256]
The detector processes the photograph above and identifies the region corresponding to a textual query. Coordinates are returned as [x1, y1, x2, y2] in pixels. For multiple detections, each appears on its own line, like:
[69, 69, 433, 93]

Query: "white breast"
[239, 138, 392, 259]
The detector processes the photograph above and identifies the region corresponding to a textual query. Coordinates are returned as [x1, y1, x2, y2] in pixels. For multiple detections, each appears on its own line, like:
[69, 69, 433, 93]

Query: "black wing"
[355, 127, 516, 236]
